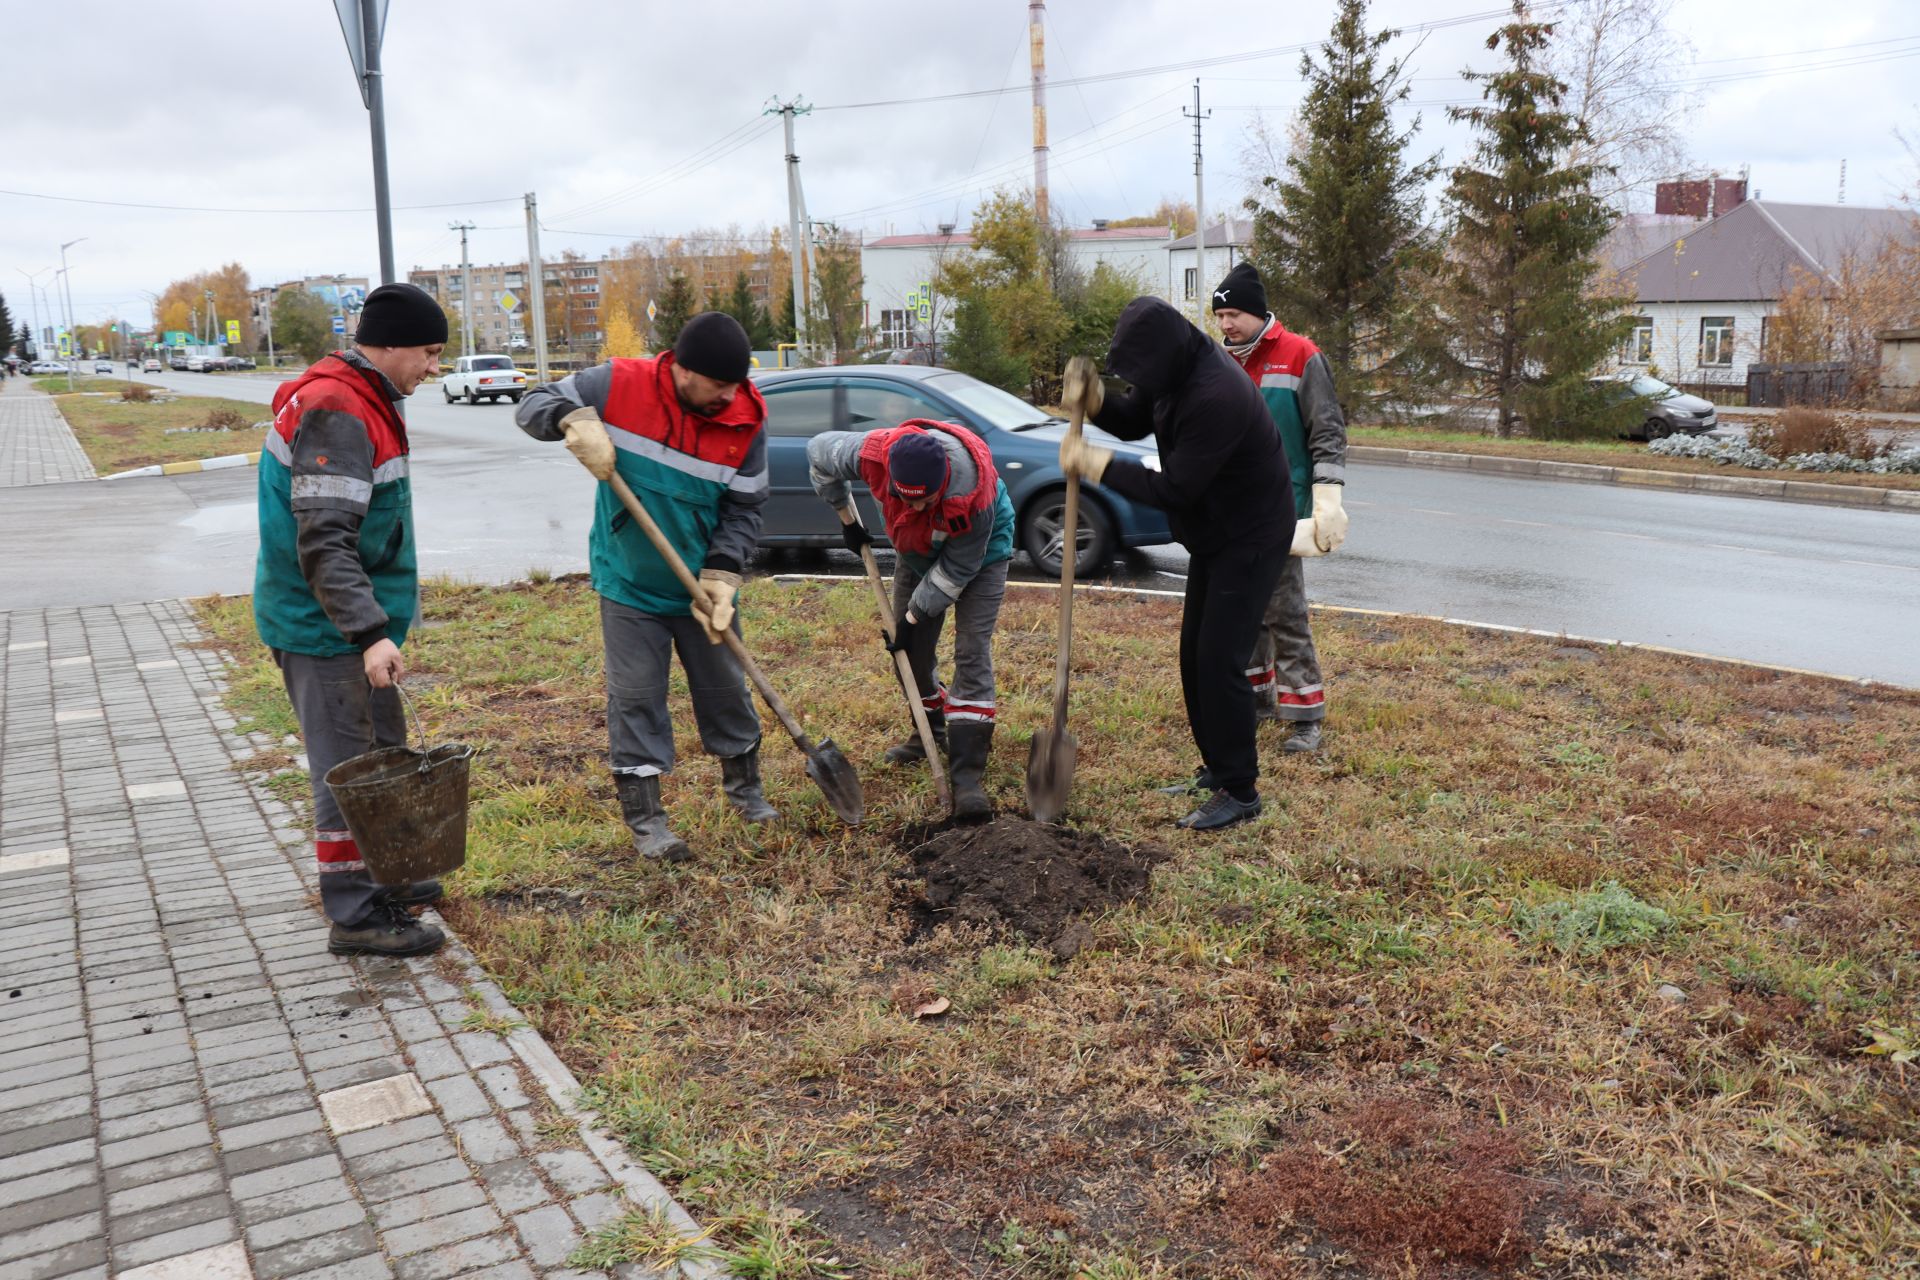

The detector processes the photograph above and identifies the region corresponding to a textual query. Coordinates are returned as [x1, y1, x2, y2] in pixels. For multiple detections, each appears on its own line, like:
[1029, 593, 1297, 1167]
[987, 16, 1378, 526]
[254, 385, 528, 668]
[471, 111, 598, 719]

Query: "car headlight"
[1142, 454, 1161, 472]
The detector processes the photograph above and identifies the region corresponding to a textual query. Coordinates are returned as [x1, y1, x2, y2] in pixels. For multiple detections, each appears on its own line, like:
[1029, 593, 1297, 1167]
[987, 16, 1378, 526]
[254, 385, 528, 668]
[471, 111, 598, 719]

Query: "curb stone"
[1347, 444, 1918, 513]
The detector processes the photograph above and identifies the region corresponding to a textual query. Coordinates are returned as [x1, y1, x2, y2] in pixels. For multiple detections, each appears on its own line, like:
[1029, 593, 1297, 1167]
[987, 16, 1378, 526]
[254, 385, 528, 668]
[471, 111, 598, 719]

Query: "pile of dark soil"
[901, 816, 1169, 958]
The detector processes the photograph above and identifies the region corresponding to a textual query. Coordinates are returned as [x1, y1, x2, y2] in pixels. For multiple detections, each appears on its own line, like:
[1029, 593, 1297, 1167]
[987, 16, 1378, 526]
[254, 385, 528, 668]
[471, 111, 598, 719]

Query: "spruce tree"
[1438, 2, 1630, 438]
[721, 271, 768, 349]
[1249, 0, 1436, 408]
[653, 272, 697, 348]
[767, 278, 796, 347]
[0, 291, 15, 358]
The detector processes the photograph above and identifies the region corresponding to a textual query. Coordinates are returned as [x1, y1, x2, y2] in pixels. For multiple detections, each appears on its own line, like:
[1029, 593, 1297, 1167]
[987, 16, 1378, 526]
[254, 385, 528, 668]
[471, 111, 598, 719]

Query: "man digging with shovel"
[807, 418, 1015, 821]
[515, 312, 775, 863]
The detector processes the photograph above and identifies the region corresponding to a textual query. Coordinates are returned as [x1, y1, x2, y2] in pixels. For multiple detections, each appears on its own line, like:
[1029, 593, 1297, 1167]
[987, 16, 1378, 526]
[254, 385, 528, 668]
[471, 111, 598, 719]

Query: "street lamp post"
[59, 237, 85, 390]
[13, 267, 50, 366]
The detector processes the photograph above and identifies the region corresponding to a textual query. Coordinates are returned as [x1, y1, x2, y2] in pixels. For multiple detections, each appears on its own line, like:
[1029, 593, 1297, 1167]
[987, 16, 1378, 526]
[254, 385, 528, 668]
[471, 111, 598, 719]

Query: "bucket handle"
[392, 682, 432, 770]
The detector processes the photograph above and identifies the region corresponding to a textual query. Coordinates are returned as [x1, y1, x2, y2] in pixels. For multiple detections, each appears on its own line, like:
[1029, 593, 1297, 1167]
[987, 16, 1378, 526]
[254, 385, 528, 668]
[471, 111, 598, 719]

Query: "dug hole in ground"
[193, 576, 1920, 1280]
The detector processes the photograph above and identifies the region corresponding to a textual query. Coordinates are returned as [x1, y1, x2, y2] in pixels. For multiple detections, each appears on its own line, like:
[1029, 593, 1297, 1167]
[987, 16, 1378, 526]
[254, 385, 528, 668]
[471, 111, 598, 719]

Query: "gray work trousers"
[891, 558, 1009, 724]
[600, 595, 761, 777]
[273, 648, 403, 927]
[1247, 553, 1326, 722]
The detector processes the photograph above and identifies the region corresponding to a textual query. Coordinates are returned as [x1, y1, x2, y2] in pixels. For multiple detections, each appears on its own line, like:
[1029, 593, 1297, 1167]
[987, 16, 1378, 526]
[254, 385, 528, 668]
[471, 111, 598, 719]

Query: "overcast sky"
[4, 0, 1914, 329]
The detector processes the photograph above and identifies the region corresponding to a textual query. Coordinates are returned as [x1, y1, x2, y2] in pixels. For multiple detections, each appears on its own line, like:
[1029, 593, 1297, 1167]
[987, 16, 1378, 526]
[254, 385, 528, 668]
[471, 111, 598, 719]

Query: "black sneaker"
[1155, 767, 1215, 797]
[329, 901, 446, 957]
[1176, 789, 1263, 831]
[387, 880, 443, 908]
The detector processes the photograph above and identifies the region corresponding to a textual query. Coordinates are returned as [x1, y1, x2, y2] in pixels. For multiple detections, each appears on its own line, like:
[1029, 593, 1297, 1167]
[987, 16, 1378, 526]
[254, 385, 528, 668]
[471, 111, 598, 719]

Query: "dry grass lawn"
[46, 385, 270, 472]
[193, 578, 1920, 1279]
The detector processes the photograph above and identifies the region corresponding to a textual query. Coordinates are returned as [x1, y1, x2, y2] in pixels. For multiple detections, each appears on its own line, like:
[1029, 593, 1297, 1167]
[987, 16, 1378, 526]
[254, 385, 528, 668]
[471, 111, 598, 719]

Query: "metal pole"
[451, 221, 476, 356]
[771, 100, 810, 358]
[362, 0, 396, 284]
[525, 193, 549, 383]
[15, 268, 48, 365]
[58, 239, 83, 389]
[1184, 80, 1210, 326]
[1030, 0, 1049, 222]
[265, 287, 277, 369]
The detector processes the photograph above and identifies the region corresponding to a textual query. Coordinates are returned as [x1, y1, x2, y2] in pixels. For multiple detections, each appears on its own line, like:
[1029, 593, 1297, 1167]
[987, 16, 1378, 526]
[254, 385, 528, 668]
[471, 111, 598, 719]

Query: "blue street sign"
[332, 316, 347, 334]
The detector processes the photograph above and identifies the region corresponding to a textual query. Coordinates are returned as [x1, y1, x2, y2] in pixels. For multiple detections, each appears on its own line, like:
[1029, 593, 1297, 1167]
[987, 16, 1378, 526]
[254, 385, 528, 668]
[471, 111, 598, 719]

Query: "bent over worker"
[253, 283, 447, 957]
[1056, 296, 1291, 831]
[808, 419, 1015, 820]
[515, 312, 772, 863]
[1213, 261, 1348, 753]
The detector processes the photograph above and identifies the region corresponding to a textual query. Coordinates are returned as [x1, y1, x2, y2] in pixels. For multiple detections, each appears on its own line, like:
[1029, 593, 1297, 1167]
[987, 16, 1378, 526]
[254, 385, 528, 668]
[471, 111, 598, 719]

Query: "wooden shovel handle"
[1051, 404, 1083, 722]
[859, 537, 951, 810]
[605, 472, 813, 751]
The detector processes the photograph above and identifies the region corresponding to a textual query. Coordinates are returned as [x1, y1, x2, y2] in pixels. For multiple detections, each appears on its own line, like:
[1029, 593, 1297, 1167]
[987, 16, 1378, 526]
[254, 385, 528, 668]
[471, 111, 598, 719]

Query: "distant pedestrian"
[1212, 262, 1348, 753]
[515, 312, 774, 863]
[1057, 296, 1291, 831]
[253, 282, 449, 957]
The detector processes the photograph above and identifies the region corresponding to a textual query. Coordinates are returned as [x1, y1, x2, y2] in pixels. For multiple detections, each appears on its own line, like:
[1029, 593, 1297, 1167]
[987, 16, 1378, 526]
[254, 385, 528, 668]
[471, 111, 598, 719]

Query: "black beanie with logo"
[1211, 261, 1268, 317]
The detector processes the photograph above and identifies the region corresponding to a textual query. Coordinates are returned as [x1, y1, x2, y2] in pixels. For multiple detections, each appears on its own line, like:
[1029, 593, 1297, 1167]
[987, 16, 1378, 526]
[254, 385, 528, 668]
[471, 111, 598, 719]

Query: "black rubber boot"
[1281, 721, 1324, 753]
[1176, 789, 1264, 831]
[614, 773, 693, 863]
[328, 901, 445, 957]
[720, 747, 778, 824]
[947, 721, 994, 822]
[882, 711, 947, 766]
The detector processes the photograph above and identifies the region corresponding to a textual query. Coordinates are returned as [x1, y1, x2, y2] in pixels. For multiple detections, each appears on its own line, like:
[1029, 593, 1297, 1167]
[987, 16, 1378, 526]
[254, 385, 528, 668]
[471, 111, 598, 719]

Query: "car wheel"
[443, 385, 455, 403]
[467, 388, 480, 404]
[1021, 488, 1114, 578]
[1644, 417, 1671, 442]
[509, 394, 522, 404]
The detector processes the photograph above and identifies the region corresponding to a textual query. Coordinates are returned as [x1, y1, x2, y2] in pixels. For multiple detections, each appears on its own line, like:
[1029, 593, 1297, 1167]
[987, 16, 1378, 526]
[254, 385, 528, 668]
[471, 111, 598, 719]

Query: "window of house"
[1622, 316, 1653, 364]
[570, 267, 596, 279]
[1759, 315, 1774, 360]
[1183, 267, 1197, 300]
[879, 309, 910, 347]
[1699, 316, 1735, 367]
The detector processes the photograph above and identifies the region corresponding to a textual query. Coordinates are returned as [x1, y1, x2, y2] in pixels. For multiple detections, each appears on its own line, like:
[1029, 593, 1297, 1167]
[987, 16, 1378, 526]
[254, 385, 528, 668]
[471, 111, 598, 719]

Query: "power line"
[543, 118, 779, 224]
[811, 4, 1555, 111]
[0, 188, 518, 215]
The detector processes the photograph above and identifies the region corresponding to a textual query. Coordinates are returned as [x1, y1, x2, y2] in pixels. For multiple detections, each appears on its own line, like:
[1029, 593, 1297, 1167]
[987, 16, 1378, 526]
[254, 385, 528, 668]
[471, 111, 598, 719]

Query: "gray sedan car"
[1594, 372, 1720, 440]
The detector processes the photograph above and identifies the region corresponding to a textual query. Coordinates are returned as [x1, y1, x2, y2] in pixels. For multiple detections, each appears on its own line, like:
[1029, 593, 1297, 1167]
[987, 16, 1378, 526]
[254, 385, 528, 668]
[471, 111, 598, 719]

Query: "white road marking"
[1412, 508, 1455, 517]
[1499, 518, 1551, 527]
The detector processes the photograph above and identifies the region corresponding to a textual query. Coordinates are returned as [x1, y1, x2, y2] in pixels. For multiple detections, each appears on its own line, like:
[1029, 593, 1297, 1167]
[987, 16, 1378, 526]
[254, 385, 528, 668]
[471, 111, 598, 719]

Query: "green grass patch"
[191, 577, 1920, 1276]
[40, 384, 269, 472]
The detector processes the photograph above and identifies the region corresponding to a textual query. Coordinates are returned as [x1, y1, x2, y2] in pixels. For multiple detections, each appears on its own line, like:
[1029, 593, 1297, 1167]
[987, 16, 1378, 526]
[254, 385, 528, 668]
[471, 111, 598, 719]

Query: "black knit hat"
[1211, 261, 1268, 316]
[886, 431, 949, 500]
[673, 311, 752, 383]
[353, 283, 449, 347]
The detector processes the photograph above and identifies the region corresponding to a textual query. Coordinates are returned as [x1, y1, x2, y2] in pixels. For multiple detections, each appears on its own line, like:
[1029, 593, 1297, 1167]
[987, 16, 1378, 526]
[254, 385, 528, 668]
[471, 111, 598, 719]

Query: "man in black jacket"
[1057, 296, 1290, 830]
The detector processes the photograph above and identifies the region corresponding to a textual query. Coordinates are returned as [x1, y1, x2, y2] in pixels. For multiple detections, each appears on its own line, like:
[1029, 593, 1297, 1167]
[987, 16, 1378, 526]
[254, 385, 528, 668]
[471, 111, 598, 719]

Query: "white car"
[442, 355, 527, 404]
[29, 361, 70, 374]
[142, 358, 163, 373]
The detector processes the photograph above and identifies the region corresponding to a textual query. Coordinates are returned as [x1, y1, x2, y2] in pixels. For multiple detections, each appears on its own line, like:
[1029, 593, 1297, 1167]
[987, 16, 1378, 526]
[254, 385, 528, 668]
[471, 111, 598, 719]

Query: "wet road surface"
[7, 369, 1917, 686]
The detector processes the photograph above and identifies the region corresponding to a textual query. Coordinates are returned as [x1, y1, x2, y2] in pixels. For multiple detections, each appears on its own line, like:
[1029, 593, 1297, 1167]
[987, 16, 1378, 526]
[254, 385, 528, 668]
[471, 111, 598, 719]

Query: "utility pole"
[451, 221, 476, 356]
[206, 289, 220, 351]
[15, 268, 48, 365]
[59, 237, 84, 389]
[524, 193, 549, 383]
[766, 97, 813, 359]
[333, 0, 395, 283]
[264, 287, 277, 369]
[1030, 0, 1049, 222]
[1183, 80, 1211, 325]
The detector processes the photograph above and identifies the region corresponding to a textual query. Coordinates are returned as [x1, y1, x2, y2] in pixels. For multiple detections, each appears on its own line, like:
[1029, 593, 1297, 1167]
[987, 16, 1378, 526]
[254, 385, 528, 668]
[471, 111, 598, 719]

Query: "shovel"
[603, 471, 865, 826]
[856, 533, 952, 813]
[1025, 402, 1084, 823]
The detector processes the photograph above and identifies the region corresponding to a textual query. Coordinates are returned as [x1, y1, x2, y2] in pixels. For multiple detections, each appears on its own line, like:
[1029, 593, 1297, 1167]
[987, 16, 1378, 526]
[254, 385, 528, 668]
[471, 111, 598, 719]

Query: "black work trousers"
[1179, 540, 1285, 796]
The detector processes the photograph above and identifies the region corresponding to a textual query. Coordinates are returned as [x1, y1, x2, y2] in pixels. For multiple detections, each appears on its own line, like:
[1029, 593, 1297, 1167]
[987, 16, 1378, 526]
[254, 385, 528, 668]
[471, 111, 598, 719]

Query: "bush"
[1647, 434, 1920, 475]
[1748, 407, 1885, 462]
[119, 384, 154, 403]
[203, 407, 254, 431]
[1646, 434, 1778, 468]
[1510, 881, 1672, 955]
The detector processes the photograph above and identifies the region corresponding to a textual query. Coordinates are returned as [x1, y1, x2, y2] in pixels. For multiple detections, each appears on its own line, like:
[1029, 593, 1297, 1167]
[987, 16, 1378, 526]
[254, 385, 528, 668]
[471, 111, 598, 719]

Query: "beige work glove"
[1310, 483, 1348, 553]
[694, 569, 741, 644]
[1061, 356, 1104, 417]
[1290, 519, 1323, 557]
[560, 406, 615, 482]
[1058, 433, 1114, 484]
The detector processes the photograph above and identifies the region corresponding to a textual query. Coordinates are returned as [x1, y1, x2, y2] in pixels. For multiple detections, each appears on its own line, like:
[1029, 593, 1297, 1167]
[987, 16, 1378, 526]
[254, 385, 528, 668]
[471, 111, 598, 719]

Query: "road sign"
[904, 289, 920, 310]
[225, 320, 242, 344]
[331, 0, 390, 108]
[918, 301, 932, 322]
[332, 316, 347, 335]
[498, 289, 520, 314]
[646, 299, 658, 323]
[164, 330, 192, 348]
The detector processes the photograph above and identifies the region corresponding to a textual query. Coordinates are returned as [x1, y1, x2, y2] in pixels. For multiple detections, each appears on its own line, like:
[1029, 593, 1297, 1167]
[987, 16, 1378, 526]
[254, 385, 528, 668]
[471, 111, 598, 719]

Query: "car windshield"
[924, 372, 1056, 430]
[473, 356, 515, 370]
[1629, 373, 1676, 398]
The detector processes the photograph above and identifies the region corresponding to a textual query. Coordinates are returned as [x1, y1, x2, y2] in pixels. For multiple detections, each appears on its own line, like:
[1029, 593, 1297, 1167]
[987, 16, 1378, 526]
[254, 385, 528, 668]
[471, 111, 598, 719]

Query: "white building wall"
[1607, 299, 1776, 389]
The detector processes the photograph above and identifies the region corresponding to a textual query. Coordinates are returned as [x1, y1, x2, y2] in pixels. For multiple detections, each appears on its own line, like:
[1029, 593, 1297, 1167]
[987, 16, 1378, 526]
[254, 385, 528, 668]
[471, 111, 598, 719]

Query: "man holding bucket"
[515, 312, 773, 864]
[254, 283, 448, 957]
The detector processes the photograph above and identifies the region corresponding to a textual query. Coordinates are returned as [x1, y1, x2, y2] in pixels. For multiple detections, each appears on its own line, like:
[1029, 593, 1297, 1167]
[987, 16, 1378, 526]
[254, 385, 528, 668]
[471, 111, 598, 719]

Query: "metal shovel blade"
[804, 737, 865, 826]
[1025, 725, 1078, 825]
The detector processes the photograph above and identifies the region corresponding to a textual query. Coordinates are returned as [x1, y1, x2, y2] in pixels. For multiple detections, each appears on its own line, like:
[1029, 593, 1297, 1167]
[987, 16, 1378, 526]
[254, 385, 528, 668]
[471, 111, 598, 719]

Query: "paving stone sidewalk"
[0, 600, 713, 1280]
[0, 376, 97, 488]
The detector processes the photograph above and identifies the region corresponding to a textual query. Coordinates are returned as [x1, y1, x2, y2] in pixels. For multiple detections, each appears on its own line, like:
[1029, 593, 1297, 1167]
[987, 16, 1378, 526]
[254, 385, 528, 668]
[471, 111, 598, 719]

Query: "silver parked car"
[1593, 372, 1719, 440]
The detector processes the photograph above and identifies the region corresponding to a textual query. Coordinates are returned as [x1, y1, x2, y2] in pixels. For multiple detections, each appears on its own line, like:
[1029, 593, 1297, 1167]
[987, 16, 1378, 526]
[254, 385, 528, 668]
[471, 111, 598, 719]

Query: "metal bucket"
[324, 686, 473, 885]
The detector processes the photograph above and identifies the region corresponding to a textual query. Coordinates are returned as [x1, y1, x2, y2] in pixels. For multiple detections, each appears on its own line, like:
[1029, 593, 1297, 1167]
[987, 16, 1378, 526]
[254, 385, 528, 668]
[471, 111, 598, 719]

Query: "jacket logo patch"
[315, 455, 329, 466]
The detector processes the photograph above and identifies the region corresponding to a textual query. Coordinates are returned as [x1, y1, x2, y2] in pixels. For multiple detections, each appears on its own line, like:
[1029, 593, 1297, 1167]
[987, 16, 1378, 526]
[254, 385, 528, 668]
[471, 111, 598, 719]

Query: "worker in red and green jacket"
[515, 312, 773, 864]
[807, 418, 1015, 820]
[253, 283, 447, 958]
[1212, 262, 1348, 754]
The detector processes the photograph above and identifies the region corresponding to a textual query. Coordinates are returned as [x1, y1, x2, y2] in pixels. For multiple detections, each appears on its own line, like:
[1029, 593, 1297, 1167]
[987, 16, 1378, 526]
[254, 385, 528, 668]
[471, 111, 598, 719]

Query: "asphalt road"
[8, 368, 1918, 686]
